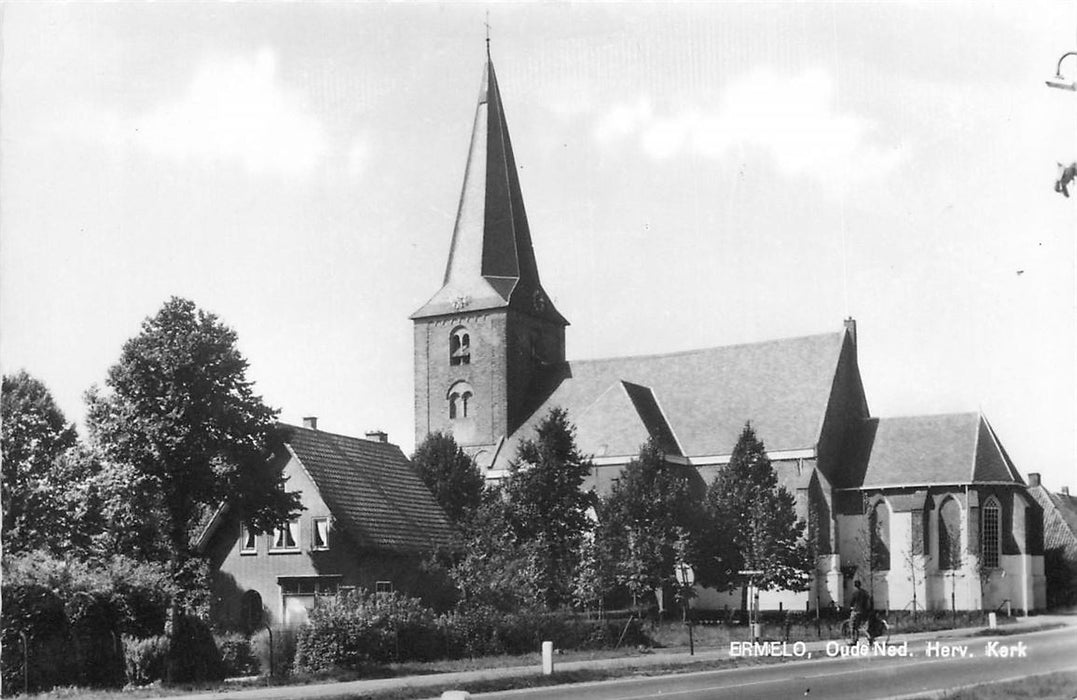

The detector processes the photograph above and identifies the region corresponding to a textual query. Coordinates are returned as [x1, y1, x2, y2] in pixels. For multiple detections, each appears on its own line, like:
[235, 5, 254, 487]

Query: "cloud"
[594, 67, 903, 192]
[131, 48, 327, 178]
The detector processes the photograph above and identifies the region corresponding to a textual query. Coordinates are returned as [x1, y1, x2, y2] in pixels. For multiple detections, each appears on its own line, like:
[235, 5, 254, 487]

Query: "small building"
[197, 420, 455, 628]
[1026, 473, 1077, 608]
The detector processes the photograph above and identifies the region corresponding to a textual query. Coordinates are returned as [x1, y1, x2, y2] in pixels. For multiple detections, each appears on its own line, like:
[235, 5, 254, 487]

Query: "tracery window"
[448, 381, 474, 420]
[981, 496, 1001, 569]
[938, 497, 962, 570]
[450, 327, 471, 366]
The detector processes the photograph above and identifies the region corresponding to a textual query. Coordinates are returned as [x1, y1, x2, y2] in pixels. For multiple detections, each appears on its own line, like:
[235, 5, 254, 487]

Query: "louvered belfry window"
[450, 327, 471, 366]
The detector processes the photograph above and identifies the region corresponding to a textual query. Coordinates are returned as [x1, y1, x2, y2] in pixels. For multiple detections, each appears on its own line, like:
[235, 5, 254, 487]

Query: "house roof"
[411, 55, 565, 325]
[489, 330, 848, 467]
[1028, 483, 1077, 557]
[280, 424, 454, 554]
[855, 413, 1024, 488]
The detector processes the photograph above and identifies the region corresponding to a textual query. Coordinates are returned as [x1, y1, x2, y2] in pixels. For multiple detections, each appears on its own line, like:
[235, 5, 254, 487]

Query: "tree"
[411, 431, 483, 526]
[1, 371, 92, 555]
[705, 423, 812, 595]
[85, 297, 301, 603]
[595, 440, 709, 608]
[500, 408, 596, 608]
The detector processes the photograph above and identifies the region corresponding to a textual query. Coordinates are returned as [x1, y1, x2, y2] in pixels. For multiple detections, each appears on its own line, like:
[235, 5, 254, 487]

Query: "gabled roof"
[490, 330, 848, 467]
[1027, 482, 1077, 557]
[280, 424, 454, 553]
[412, 54, 565, 325]
[855, 413, 1024, 488]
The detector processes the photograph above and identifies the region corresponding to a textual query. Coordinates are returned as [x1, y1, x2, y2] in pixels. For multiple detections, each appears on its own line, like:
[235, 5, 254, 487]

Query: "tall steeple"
[411, 54, 566, 324]
[412, 51, 568, 452]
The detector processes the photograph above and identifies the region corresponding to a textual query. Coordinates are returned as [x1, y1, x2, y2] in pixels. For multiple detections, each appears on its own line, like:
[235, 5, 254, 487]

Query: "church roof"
[854, 413, 1024, 488]
[280, 424, 454, 553]
[497, 330, 849, 465]
[412, 55, 565, 325]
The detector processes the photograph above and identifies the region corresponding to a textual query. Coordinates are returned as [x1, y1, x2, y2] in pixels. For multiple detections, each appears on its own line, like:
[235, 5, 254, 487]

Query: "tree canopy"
[85, 297, 301, 589]
[1, 371, 89, 555]
[596, 439, 709, 603]
[705, 423, 812, 592]
[411, 431, 483, 526]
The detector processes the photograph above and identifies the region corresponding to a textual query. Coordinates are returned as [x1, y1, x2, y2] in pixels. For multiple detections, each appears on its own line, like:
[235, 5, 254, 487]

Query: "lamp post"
[674, 562, 696, 655]
[1046, 51, 1077, 91]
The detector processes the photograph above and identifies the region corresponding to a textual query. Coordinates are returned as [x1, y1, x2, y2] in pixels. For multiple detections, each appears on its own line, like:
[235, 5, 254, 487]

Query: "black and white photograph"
[1, 2, 1075, 698]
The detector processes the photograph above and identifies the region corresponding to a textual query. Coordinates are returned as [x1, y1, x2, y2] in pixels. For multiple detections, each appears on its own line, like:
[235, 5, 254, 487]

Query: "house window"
[981, 496, 1001, 569]
[312, 517, 329, 551]
[450, 327, 471, 366]
[938, 497, 962, 570]
[870, 501, 891, 571]
[375, 580, 394, 596]
[271, 519, 300, 551]
[240, 525, 257, 554]
[448, 381, 474, 420]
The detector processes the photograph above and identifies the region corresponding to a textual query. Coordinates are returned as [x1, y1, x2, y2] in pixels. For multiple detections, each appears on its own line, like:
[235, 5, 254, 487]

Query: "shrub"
[293, 589, 441, 673]
[1, 583, 74, 693]
[167, 614, 224, 684]
[123, 635, 169, 686]
[216, 633, 259, 678]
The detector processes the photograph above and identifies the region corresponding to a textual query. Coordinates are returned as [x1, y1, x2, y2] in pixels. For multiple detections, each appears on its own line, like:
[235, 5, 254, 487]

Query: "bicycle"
[841, 611, 891, 646]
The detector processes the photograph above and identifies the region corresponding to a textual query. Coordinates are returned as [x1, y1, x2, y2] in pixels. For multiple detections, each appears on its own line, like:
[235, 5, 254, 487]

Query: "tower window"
[448, 381, 474, 420]
[450, 327, 471, 366]
[981, 496, 1000, 569]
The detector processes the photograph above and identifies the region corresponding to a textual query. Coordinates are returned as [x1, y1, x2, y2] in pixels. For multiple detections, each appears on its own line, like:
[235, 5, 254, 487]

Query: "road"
[470, 626, 1077, 700]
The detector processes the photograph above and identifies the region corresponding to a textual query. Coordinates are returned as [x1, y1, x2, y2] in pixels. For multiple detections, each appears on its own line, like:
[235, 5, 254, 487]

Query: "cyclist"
[848, 580, 872, 643]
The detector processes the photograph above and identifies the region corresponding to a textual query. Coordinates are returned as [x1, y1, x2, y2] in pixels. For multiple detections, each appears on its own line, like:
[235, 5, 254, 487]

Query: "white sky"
[2, 2, 1075, 491]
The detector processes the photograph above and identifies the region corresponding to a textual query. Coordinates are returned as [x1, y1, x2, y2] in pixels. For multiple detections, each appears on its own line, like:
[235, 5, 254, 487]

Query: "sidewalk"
[170, 614, 1072, 700]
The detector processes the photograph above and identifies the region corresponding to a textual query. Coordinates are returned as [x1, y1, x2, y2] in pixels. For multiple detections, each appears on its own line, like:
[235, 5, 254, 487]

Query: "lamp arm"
[1056, 51, 1077, 77]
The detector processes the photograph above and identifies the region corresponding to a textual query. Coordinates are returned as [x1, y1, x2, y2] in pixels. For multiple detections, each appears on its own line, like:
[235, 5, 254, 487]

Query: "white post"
[541, 641, 554, 675]
[988, 612, 997, 629]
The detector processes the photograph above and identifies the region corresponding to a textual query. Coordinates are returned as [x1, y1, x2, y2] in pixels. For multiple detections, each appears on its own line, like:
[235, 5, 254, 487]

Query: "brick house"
[196, 420, 454, 628]
[409, 51, 1047, 612]
[1026, 473, 1077, 607]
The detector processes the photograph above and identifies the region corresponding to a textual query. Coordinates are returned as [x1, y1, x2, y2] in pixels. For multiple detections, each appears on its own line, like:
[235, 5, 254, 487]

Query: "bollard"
[541, 641, 554, 675]
[988, 612, 997, 629]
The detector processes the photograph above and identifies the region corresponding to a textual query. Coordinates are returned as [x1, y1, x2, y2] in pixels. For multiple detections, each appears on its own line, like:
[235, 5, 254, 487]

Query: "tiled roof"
[1028, 484, 1077, 557]
[496, 331, 847, 465]
[856, 413, 1023, 487]
[280, 424, 454, 554]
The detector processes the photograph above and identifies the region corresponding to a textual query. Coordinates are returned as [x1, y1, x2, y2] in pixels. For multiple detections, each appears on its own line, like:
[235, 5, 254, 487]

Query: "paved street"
[469, 626, 1077, 700]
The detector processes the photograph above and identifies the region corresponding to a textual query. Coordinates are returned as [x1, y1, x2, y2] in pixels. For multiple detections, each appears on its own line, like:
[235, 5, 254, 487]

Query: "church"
[411, 51, 1047, 613]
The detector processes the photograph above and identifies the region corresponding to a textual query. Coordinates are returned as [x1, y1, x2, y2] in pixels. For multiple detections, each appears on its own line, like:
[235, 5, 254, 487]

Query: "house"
[1026, 473, 1077, 607]
[410, 51, 1047, 612]
[197, 419, 455, 628]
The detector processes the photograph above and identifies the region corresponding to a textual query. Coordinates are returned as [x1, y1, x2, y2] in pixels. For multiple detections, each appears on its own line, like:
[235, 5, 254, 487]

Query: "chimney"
[1028, 472, 1040, 487]
[365, 430, 388, 444]
[303, 416, 318, 430]
[844, 317, 857, 346]
[1063, 486, 1071, 496]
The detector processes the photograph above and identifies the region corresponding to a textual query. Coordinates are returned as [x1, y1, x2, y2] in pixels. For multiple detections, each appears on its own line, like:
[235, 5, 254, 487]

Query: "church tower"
[411, 52, 568, 457]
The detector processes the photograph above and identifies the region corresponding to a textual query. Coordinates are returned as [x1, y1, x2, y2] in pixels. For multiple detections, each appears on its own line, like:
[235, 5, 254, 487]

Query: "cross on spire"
[485, 11, 491, 54]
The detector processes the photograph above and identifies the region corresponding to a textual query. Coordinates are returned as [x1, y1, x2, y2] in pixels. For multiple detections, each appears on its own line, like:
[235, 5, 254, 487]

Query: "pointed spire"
[412, 53, 566, 324]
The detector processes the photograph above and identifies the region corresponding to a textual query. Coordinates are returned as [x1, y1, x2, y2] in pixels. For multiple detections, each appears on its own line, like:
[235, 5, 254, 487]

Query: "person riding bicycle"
[848, 580, 872, 643]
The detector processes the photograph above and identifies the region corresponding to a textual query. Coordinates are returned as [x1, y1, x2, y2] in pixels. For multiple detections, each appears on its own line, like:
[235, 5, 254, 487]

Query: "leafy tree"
[705, 423, 811, 593]
[595, 440, 709, 606]
[1, 371, 93, 555]
[501, 408, 596, 608]
[411, 431, 483, 526]
[85, 297, 301, 603]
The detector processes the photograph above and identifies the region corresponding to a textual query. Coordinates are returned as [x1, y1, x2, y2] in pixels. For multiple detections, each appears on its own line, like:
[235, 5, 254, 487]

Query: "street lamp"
[1046, 51, 1077, 91]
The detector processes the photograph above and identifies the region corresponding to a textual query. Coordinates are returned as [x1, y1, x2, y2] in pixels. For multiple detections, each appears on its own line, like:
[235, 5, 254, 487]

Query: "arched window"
[450, 327, 471, 366]
[448, 382, 474, 420]
[981, 496, 1001, 569]
[938, 496, 962, 570]
[870, 500, 891, 571]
